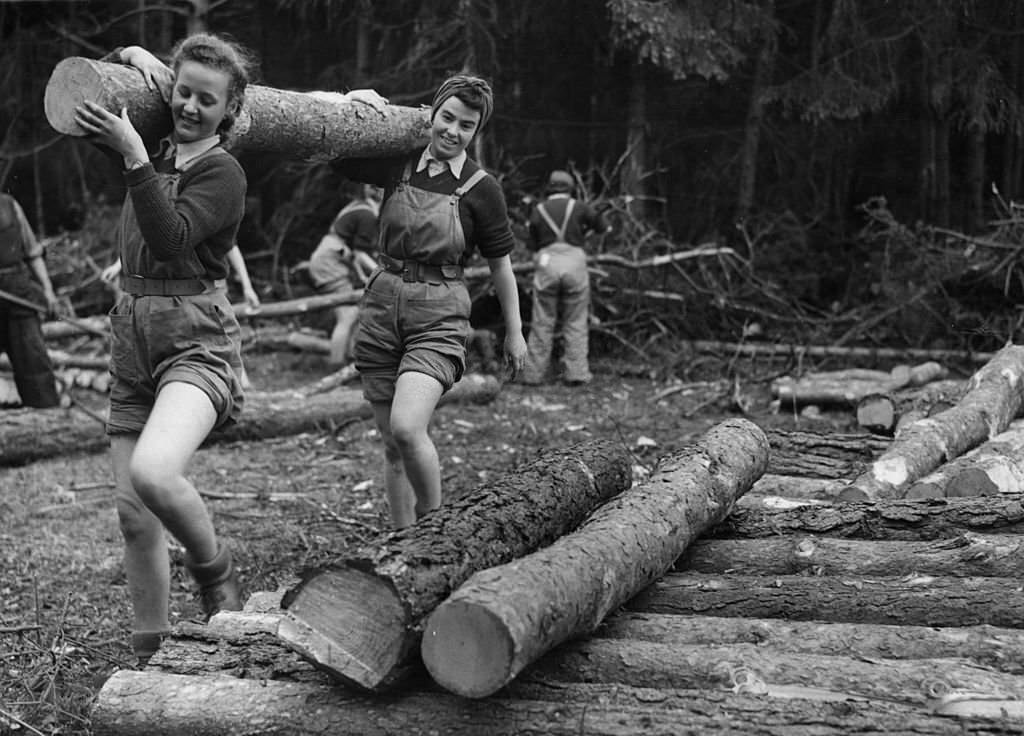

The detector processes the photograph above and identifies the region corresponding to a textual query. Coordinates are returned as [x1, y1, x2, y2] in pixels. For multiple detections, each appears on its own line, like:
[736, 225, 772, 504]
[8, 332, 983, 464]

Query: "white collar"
[416, 146, 466, 178]
[173, 135, 221, 170]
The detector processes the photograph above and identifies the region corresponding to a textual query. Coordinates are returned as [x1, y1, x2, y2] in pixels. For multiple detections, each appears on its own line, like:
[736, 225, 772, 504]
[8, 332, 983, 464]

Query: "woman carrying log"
[336, 75, 528, 529]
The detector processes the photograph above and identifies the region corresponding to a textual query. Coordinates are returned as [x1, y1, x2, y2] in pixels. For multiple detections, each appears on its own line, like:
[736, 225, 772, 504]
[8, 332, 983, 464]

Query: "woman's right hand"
[120, 46, 173, 102]
[74, 102, 149, 166]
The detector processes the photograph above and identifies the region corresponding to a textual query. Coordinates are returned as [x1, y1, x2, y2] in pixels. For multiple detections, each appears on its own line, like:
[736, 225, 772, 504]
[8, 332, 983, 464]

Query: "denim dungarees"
[106, 149, 244, 435]
[353, 163, 487, 402]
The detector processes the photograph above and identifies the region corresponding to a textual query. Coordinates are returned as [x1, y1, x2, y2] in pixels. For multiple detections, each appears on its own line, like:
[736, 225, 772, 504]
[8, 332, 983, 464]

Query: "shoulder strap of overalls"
[452, 169, 489, 201]
[537, 198, 575, 241]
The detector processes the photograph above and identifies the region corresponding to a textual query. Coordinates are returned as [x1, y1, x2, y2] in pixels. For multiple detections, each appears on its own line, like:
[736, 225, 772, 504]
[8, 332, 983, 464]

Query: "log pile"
[88, 411, 1024, 734]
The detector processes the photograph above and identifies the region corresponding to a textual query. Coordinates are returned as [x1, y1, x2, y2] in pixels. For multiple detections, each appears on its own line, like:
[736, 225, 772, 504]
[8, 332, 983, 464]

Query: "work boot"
[131, 629, 170, 668]
[184, 544, 242, 621]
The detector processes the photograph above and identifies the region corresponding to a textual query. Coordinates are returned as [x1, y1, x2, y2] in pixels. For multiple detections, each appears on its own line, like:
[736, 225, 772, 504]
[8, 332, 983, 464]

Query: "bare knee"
[116, 495, 161, 544]
[389, 417, 427, 454]
[128, 459, 177, 512]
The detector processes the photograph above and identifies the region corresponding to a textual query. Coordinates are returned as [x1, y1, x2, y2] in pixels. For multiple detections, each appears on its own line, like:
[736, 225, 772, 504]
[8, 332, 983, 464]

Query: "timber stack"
[89, 405, 1024, 734]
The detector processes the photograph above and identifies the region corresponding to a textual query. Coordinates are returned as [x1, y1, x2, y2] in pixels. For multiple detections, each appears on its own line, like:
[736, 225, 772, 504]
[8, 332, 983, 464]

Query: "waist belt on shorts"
[123, 275, 225, 296]
[379, 253, 463, 282]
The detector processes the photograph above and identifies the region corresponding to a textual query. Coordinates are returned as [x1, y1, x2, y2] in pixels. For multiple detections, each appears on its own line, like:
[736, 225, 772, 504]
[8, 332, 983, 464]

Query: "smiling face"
[170, 60, 234, 142]
[428, 96, 481, 162]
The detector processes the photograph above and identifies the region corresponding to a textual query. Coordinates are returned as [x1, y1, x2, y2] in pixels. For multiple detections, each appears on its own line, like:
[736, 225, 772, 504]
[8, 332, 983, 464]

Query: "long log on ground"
[90, 671, 1021, 736]
[689, 339, 994, 365]
[151, 605, 1024, 680]
[771, 362, 949, 408]
[420, 418, 769, 698]
[841, 344, 1024, 501]
[856, 379, 966, 436]
[0, 373, 500, 466]
[629, 571, 1024, 628]
[765, 429, 889, 478]
[676, 532, 1024, 578]
[708, 495, 1024, 541]
[277, 439, 632, 692]
[527, 636, 1024, 709]
[45, 58, 429, 160]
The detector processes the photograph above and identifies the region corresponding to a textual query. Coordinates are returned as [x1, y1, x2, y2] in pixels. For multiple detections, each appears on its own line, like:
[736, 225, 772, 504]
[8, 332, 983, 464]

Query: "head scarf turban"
[430, 75, 493, 131]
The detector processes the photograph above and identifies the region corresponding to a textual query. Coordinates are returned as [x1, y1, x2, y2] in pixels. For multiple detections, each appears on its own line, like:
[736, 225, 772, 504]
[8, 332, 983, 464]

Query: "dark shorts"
[106, 289, 245, 435]
[353, 269, 471, 403]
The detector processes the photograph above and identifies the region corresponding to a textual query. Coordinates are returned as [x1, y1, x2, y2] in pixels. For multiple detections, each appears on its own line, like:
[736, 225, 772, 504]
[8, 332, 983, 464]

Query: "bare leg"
[371, 371, 444, 528]
[328, 305, 360, 367]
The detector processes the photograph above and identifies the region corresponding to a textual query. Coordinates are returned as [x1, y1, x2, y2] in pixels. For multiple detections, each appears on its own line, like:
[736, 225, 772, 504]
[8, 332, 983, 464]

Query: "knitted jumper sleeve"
[124, 153, 246, 262]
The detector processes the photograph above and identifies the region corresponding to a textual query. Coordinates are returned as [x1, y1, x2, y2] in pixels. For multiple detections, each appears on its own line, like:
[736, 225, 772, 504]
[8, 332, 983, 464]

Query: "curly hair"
[171, 33, 255, 134]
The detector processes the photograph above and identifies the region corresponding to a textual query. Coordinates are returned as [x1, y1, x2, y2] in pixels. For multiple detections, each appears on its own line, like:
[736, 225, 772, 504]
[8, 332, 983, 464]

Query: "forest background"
[4, 0, 1024, 361]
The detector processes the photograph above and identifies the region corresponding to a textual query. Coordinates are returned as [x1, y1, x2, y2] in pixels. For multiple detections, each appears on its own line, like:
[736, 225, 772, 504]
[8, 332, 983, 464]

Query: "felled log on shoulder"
[710, 495, 1024, 541]
[45, 58, 429, 160]
[771, 361, 948, 408]
[840, 344, 1024, 501]
[420, 418, 769, 698]
[0, 373, 500, 466]
[856, 378, 966, 436]
[678, 532, 1024, 578]
[277, 439, 632, 692]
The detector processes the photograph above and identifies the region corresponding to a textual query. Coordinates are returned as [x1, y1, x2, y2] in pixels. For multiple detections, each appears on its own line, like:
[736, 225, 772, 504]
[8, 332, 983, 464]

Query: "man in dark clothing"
[520, 170, 609, 386]
[0, 193, 60, 407]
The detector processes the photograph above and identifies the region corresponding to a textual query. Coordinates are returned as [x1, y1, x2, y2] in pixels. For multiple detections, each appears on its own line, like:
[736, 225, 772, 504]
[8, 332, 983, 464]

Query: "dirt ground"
[0, 346, 851, 735]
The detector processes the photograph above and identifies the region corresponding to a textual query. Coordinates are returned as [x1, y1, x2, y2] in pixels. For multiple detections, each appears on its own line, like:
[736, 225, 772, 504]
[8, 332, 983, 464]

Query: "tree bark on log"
[90, 671, 1018, 736]
[420, 419, 769, 698]
[0, 374, 500, 466]
[527, 636, 1024, 708]
[677, 532, 1024, 578]
[708, 496, 1024, 541]
[277, 439, 632, 692]
[748, 473, 847, 500]
[45, 58, 430, 161]
[765, 429, 889, 478]
[841, 344, 1024, 501]
[906, 421, 1024, 498]
[856, 379, 965, 436]
[629, 571, 1024, 628]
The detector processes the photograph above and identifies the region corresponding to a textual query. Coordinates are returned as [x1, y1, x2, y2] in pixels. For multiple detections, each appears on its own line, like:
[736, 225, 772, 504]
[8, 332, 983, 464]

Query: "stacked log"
[771, 361, 949, 408]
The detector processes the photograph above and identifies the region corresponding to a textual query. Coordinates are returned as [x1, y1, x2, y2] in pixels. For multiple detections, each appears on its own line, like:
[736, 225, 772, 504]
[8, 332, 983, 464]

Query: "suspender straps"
[537, 199, 576, 242]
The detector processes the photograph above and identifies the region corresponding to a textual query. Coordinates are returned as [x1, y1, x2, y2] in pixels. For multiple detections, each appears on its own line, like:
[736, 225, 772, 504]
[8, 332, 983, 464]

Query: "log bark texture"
[765, 429, 889, 479]
[0, 374, 499, 466]
[420, 418, 769, 698]
[45, 58, 430, 160]
[677, 532, 1024, 578]
[771, 362, 948, 407]
[708, 495, 1024, 541]
[278, 439, 632, 692]
[904, 420, 1024, 499]
[841, 344, 1024, 501]
[629, 571, 1024, 628]
[90, 671, 1020, 736]
[856, 379, 965, 436]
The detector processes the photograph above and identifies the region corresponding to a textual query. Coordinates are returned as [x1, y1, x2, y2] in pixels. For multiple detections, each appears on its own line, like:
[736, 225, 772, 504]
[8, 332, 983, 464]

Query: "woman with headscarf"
[336, 74, 528, 528]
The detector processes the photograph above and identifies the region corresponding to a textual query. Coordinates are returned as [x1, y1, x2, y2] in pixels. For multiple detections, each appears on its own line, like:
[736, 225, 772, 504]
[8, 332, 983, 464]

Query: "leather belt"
[123, 275, 225, 296]
[379, 253, 463, 283]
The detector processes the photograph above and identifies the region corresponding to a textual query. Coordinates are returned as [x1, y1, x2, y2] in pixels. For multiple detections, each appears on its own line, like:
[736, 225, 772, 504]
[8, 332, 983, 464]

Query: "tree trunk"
[766, 429, 889, 478]
[90, 670, 1017, 736]
[856, 378, 964, 436]
[0, 374, 500, 466]
[278, 440, 632, 691]
[841, 344, 1024, 501]
[709, 496, 1024, 541]
[44, 58, 430, 161]
[420, 419, 769, 698]
[905, 420, 1024, 499]
[629, 571, 1024, 628]
[735, 32, 775, 224]
[528, 637, 1024, 708]
[677, 532, 1024, 578]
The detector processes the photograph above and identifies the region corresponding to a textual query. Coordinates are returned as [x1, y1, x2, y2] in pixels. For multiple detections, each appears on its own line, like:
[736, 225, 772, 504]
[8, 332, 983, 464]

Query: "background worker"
[0, 192, 60, 408]
[307, 182, 382, 367]
[520, 169, 609, 386]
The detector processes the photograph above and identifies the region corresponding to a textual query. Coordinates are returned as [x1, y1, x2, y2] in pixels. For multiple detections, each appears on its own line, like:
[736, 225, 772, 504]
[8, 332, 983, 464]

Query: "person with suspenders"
[520, 170, 610, 386]
[308, 183, 383, 367]
[336, 75, 528, 528]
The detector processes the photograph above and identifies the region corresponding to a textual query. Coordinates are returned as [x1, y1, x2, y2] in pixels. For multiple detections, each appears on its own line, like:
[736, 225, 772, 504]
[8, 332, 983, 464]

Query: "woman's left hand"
[73, 102, 148, 166]
[504, 330, 528, 379]
[342, 89, 389, 116]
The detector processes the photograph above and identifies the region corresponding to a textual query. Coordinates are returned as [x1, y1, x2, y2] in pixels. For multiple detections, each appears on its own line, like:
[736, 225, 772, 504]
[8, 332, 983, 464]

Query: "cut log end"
[44, 58, 102, 135]
[278, 567, 407, 691]
[944, 468, 1000, 498]
[422, 600, 513, 699]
